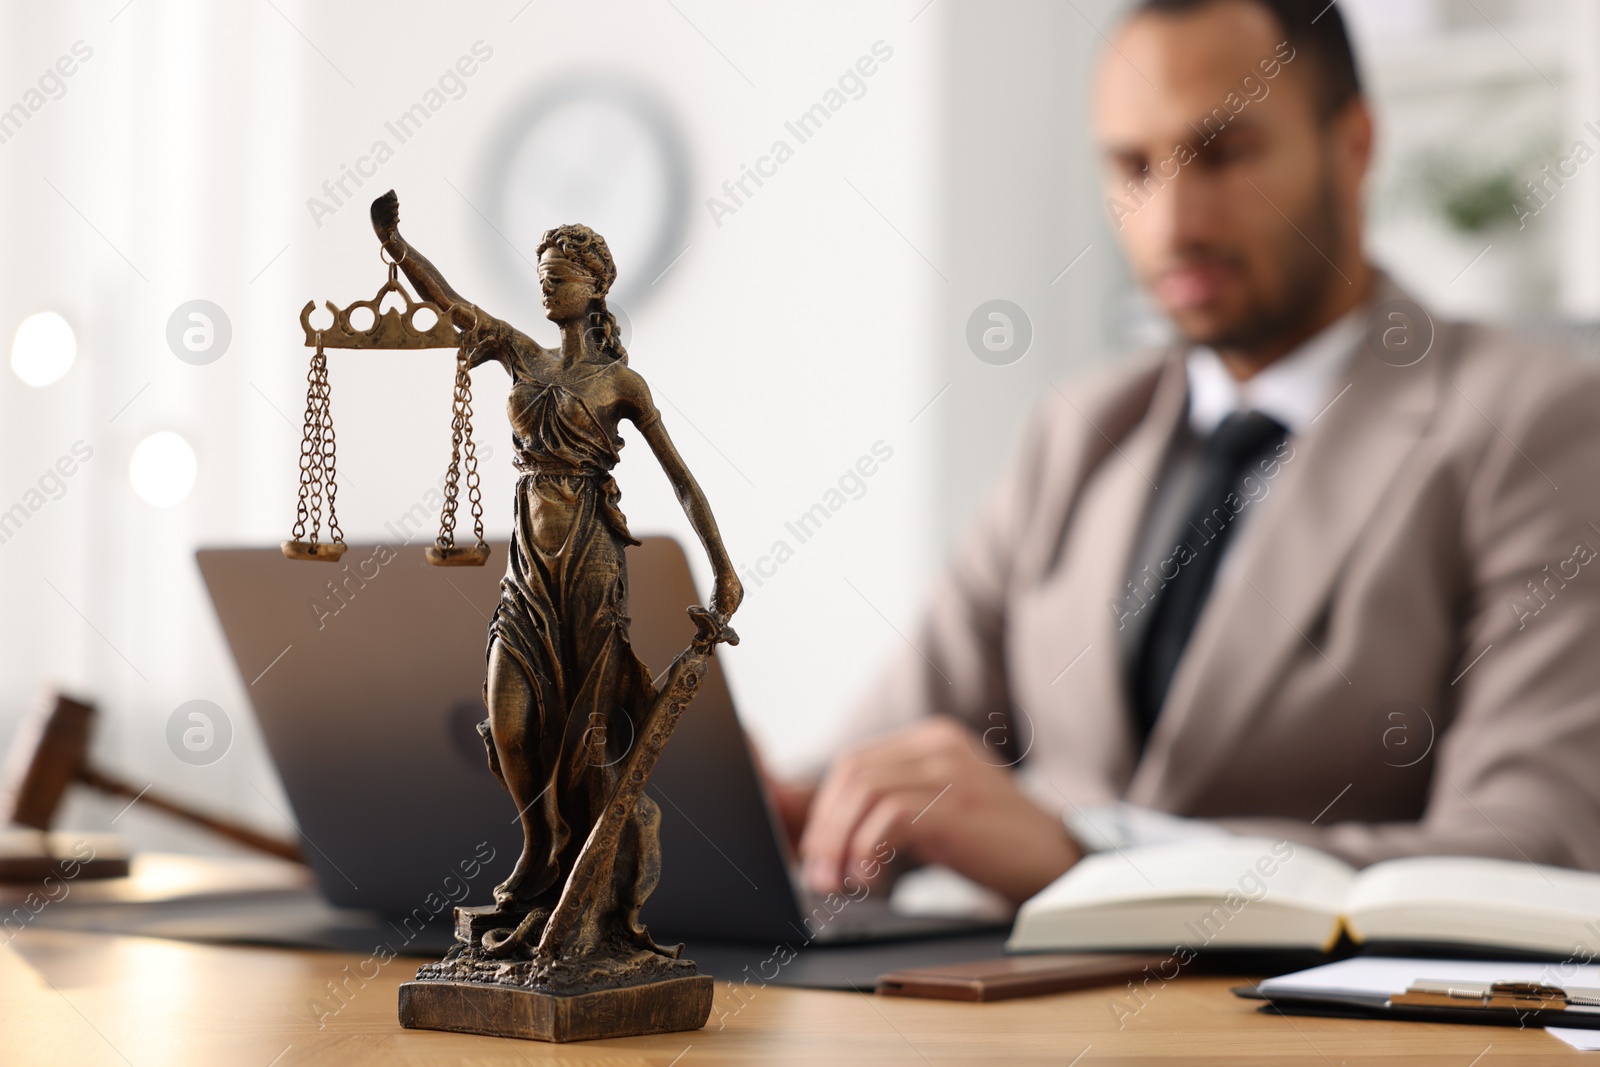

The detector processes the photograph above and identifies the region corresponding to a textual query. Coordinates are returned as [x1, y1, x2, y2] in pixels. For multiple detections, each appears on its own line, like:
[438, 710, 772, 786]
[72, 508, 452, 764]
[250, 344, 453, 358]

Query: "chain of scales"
[281, 258, 489, 567]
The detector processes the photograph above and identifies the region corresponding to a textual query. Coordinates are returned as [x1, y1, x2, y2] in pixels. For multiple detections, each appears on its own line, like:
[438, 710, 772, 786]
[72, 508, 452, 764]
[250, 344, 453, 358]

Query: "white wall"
[936, 0, 1126, 534]
[0, 1, 309, 848]
[0, 0, 943, 847]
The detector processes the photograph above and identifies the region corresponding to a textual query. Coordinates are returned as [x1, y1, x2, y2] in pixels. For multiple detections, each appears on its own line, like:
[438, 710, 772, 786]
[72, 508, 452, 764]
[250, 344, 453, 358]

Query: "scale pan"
[426, 544, 491, 567]
[280, 540, 348, 563]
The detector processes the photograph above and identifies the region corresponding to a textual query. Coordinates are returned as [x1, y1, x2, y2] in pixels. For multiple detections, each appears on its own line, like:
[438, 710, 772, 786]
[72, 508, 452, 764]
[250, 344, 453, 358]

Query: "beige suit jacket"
[853, 278, 1600, 871]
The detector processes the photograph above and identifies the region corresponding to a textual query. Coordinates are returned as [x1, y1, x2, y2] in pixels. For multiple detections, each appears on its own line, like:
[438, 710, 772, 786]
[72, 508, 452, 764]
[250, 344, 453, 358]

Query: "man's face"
[1093, 1, 1366, 351]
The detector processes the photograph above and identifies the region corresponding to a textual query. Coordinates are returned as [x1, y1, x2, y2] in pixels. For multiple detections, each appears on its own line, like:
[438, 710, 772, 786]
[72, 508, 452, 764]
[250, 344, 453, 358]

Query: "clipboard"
[1236, 957, 1600, 1031]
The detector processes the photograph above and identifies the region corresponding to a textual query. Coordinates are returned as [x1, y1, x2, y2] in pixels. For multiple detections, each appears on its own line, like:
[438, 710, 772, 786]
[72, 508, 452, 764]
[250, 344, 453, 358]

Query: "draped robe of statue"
[468, 320, 676, 962]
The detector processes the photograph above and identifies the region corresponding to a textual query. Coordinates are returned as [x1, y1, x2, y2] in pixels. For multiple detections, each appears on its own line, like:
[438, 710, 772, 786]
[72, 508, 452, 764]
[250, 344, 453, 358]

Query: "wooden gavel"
[0, 691, 303, 864]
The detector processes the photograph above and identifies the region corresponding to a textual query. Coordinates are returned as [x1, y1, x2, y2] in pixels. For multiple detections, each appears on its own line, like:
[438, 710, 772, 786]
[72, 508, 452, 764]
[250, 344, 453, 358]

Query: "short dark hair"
[1130, 0, 1363, 118]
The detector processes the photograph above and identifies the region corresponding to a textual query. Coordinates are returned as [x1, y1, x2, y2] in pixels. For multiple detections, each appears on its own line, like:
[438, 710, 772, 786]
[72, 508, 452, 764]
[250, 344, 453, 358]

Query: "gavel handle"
[77, 765, 305, 864]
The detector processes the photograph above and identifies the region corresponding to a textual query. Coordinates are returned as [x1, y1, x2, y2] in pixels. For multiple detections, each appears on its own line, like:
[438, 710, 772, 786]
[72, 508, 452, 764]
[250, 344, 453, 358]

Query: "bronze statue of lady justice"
[284, 190, 742, 1041]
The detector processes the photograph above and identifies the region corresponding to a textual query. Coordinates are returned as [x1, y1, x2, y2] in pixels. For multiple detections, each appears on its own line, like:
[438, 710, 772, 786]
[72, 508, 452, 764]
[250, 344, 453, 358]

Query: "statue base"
[399, 903, 712, 1041]
[398, 974, 713, 1042]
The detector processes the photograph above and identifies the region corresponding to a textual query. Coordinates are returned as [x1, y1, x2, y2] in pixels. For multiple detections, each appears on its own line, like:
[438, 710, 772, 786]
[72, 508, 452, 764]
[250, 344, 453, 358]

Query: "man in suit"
[780, 0, 1600, 903]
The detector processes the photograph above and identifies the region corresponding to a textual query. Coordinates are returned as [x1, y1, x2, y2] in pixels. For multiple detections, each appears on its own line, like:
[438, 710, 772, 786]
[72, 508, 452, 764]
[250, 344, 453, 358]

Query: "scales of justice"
[281, 190, 743, 1042]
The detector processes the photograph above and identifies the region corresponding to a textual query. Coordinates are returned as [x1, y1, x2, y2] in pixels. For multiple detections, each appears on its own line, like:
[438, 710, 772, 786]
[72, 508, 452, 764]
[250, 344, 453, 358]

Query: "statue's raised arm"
[371, 190, 482, 332]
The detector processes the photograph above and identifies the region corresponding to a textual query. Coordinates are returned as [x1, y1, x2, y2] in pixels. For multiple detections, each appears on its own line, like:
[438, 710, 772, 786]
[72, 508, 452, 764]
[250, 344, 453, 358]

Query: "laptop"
[197, 537, 1001, 944]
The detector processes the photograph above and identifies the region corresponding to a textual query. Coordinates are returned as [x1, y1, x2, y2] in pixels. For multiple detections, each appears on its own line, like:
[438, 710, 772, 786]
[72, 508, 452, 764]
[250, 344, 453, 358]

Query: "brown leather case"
[876, 952, 1170, 1002]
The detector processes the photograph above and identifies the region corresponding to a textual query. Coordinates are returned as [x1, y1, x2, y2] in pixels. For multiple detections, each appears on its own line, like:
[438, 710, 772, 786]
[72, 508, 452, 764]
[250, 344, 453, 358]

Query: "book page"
[1027, 836, 1354, 912]
[1347, 855, 1600, 954]
[1009, 837, 1357, 951]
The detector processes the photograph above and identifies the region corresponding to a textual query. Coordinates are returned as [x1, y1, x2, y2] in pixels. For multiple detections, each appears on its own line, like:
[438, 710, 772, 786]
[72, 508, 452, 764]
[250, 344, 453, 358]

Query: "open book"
[1008, 837, 1600, 956]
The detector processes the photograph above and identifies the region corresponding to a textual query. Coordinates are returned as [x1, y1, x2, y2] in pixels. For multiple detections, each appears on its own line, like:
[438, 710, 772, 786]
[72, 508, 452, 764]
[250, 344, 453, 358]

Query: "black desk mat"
[21, 885, 1012, 990]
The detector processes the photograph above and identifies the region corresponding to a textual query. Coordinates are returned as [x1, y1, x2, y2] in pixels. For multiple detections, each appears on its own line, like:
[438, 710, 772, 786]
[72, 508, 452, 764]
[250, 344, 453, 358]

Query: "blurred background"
[0, 0, 1594, 855]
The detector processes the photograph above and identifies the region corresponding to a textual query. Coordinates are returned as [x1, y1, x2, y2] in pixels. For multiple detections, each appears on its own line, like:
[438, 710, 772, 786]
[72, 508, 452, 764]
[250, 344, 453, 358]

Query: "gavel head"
[0, 691, 94, 831]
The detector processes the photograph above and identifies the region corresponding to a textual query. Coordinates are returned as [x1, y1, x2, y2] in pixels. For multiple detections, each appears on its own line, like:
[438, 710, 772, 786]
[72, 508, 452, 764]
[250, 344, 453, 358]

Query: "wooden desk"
[1, 925, 1579, 1065]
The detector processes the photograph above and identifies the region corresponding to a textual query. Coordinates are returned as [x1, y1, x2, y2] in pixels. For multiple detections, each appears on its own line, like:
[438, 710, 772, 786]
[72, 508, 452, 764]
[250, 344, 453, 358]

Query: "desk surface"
[2, 924, 1580, 1066]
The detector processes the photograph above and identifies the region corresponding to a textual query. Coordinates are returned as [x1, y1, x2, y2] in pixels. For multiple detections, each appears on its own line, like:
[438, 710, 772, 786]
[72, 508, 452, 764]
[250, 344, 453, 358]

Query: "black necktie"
[1131, 410, 1289, 743]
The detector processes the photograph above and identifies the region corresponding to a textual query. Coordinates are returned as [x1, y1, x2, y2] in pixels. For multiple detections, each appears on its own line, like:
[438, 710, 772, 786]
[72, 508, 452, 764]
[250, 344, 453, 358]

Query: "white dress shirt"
[1184, 307, 1365, 437]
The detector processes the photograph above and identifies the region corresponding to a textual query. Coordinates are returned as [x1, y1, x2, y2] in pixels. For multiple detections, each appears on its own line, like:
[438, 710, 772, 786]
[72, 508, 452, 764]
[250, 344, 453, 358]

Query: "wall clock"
[481, 78, 692, 316]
